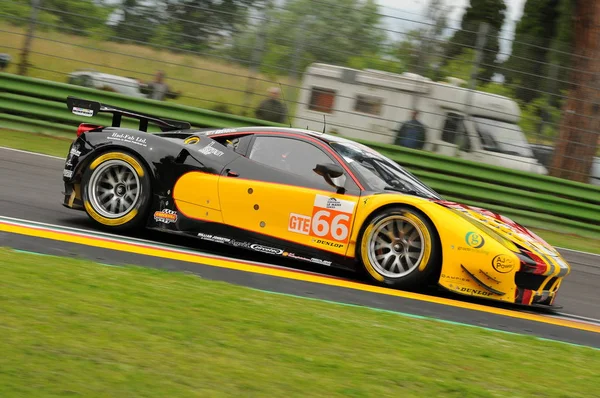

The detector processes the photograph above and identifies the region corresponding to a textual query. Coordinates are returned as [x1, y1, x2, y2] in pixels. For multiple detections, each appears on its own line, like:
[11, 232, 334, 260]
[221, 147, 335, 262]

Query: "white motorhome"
[293, 63, 548, 175]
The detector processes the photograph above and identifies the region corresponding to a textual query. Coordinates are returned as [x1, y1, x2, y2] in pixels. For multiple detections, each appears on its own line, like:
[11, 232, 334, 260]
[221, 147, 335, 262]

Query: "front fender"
[348, 194, 519, 303]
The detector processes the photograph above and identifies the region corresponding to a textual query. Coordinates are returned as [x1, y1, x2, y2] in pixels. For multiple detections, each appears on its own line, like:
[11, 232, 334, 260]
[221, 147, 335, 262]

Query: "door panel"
[218, 176, 358, 256]
[217, 135, 361, 257]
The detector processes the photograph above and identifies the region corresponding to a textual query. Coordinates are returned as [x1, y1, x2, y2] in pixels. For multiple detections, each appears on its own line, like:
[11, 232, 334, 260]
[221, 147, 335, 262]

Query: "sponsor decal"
[63, 169, 73, 178]
[230, 240, 251, 248]
[309, 194, 356, 244]
[197, 232, 231, 243]
[326, 197, 342, 209]
[206, 128, 237, 135]
[311, 258, 332, 266]
[69, 146, 81, 157]
[455, 245, 490, 255]
[107, 132, 147, 147]
[198, 141, 224, 157]
[456, 286, 493, 297]
[312, 238, 344, 249]
[288, 213, 311, 235]
[154, 209, 177, 224]
[465, 231, 485, 248]
[492, 254, 516, 273]
[72, 106, 94, 117]
[286, 252, 312, 262]
[250, 244, 284, 255]
[440, 273, 471, 283]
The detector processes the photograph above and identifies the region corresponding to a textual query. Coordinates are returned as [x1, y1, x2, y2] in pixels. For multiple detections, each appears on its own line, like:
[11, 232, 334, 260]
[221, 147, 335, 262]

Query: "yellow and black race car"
[62, 97, 571, 307]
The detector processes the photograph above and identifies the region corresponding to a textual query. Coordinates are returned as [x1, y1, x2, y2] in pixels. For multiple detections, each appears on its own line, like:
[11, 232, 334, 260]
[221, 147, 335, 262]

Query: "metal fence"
[0, 0, 598, 185]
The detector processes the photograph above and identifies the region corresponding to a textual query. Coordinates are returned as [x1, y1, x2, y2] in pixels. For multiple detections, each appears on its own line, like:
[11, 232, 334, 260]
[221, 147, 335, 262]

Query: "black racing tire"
[81, 150, 152, 231]
[357, 206, 441, 290]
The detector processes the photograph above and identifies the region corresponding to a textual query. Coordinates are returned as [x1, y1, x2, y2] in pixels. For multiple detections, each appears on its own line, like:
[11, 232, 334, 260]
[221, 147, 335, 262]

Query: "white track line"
[552, 313, 600, 326]
[0, 215, 334, 277]
[0, 146, 64, 160]
[2, 146, 599, 258]
[556, 247, 600, 258]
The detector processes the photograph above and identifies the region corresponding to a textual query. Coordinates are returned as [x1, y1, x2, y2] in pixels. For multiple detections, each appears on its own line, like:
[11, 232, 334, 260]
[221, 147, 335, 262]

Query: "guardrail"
[1, 72, 599, 238]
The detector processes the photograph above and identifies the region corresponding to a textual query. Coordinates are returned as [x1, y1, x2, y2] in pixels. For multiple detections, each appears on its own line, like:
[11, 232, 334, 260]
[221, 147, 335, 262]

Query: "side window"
[308, 87, 336, 113]
[441, 113, 470, 151]
[441, 113, 462, 143]
[248, 136, 334, 184]
[354, 95, 383, 115]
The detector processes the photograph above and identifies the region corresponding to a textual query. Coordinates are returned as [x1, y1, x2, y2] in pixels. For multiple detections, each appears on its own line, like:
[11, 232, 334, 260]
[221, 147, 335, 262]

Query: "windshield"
[330, 141, 441, 199]
[473, 117, 534, 158]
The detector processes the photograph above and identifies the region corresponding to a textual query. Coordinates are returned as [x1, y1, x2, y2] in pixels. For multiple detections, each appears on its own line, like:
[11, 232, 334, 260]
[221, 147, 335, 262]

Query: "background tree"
[1, 0, 112, 35]
[112, 0, 162, 44]
[443, 0, 506, 83]
[230, 0, 386, 76]
[161, 0, 258, 52]
[550, 0, 599, 182]
[503, 0, 574, 104]
[395, 0, 451, 79]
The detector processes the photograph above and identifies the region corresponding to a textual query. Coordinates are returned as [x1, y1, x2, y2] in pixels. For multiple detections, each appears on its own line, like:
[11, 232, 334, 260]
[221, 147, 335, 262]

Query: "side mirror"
[314, 163, 346, 193]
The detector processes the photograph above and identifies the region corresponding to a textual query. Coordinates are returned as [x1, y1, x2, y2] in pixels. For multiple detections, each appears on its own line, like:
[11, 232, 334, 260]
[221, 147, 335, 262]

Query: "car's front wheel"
[81, 151, 151, 231]
[359, 207, 441, 289]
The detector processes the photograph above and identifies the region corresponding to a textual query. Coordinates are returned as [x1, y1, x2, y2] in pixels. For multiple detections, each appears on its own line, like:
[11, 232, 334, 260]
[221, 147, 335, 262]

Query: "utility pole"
[18, 0, 41, 76]
[465, 22, 489, 114]
[241, 1, 271, 116]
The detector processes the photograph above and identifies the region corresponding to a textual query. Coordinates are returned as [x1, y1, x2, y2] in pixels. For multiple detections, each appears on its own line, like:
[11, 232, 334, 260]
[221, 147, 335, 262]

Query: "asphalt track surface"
[1, 147, 599, 347]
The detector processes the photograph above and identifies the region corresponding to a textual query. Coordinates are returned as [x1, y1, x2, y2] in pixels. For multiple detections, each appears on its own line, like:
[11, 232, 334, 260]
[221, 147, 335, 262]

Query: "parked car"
[67, 70, 147, 98]
[531, 143, 600, 186]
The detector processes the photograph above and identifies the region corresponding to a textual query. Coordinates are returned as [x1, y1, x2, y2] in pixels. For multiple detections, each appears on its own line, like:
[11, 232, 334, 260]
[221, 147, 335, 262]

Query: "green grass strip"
[0, 248, 598, 398]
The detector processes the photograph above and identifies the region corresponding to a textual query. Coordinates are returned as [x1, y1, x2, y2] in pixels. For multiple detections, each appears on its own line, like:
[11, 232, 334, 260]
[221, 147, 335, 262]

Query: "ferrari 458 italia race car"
[61, 96, 571, 307]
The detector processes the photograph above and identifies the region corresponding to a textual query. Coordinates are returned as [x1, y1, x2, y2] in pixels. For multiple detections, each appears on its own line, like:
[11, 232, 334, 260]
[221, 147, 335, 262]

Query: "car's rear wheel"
[358, 207, 440, 289]
[81, 151, 151, 231]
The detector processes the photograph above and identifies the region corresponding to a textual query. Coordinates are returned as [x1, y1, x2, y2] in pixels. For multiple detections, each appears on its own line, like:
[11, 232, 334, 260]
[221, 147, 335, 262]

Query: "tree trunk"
[550, 0, 600, 183]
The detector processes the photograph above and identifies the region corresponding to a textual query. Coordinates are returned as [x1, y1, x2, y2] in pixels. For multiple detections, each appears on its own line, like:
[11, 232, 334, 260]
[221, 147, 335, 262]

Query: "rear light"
[517, 250, 548, 275]
[77, 123, 102, 137]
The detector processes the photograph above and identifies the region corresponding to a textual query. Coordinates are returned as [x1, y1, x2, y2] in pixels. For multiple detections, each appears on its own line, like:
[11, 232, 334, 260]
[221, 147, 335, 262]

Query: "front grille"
[515, 272, 547, 291]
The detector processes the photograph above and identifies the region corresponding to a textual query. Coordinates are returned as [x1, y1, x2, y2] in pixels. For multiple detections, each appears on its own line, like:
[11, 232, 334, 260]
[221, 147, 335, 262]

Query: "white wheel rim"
[366, 215, 425, 278]
[89, 159, 141, 218]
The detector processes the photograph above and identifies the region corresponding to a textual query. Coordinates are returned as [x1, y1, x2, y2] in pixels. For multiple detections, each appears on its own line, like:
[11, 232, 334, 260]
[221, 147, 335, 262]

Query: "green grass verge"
[1, 128, 599, 254]
[0, 22, 299, 117]
[0, 128, 72, 158]
[0, 248, 598, 397]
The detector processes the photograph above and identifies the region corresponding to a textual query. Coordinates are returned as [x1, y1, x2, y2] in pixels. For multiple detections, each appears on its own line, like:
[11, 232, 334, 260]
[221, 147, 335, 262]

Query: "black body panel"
[62, 126, 360, 271]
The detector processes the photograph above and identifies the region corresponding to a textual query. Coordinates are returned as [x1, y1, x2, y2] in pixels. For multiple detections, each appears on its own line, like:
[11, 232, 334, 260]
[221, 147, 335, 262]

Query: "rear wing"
[66, 96, 191, 132]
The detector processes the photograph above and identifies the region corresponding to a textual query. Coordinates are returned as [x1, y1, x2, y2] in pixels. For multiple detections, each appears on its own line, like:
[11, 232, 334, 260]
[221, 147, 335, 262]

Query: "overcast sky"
[376, 0, 527, 59]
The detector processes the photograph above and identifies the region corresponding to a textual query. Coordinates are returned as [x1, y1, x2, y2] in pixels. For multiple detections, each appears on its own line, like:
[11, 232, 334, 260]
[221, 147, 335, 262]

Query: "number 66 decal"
[310, 195, 356, 243]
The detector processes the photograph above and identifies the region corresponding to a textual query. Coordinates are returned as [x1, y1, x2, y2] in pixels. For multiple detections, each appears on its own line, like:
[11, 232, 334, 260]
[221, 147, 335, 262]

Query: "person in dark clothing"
[255, 87, 288, 123]
[394, 110, 427, 150]
[145, 71, 180, 101]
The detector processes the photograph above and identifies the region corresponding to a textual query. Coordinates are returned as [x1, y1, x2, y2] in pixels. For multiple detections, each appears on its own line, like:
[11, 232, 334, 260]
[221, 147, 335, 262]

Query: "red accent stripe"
[521, 289, 533, 305]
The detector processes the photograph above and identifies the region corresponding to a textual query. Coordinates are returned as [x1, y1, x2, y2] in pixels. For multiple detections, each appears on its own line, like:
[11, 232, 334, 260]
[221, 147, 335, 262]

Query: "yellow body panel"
[173, 172, 223, 223]
[171, 171, 570, 305]
[218, 177, 359, 256]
